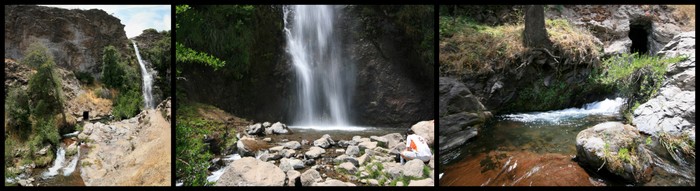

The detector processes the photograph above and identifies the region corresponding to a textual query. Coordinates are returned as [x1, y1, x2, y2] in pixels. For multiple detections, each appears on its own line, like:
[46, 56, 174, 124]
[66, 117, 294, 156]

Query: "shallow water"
[440, 97, 695, 186]
[32, 139, 86, 186]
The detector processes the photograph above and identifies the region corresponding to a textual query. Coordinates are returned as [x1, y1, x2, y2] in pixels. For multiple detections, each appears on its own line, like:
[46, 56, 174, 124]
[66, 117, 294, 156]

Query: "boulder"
[358, 141, 378, 151]
[246, 123, 264, 135]
[604, 38, 632, 56]
[35, 144, 51, 156]
[283, 141, 302, 150]
[370, 136, 388, 148]
[65, 142, 79, 156]
[269, 122, 290, 134]
[300, 169, 322, 186]
[381, 133, 404, 150]
[576, 122, 653, 183]
[633, 31, 695, 137]
[313, 134, 334, 148]
[402, 159, 425, 178]
[338, 162, 357, 174]
[439, 127, 478, 153]
[236, 137, 256, 157]
[262, 122, 271, 128]
[269, 146, 284, 153]
[281, 149, 295, 158]
[410, 120, 434, 145]
[345, 145, 360, 157]
[408, 178, 434, 186]
[215, 157, 285, 186]
[305, 146, 326, 159]
[286, 170, 301, 186]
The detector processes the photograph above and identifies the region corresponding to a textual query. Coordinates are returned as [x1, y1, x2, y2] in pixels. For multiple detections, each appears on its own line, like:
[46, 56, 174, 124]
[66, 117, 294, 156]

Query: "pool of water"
[440, 97, 695, 186]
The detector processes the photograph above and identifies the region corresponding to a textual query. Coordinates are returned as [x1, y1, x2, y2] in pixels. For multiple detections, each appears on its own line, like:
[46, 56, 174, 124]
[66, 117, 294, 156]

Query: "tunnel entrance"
[629, 20, 651, 55]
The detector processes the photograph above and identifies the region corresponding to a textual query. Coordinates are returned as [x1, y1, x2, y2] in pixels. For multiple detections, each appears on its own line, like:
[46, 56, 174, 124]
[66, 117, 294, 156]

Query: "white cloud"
[39, 5, 171, 38]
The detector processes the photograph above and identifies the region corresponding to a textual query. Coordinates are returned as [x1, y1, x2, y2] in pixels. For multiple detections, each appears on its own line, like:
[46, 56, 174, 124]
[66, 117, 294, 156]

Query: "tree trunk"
[523, 5, 551, 49]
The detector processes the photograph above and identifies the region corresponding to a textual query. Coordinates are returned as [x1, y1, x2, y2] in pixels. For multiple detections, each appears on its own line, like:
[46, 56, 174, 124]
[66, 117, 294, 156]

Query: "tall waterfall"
[132, 41, 154, 109]
[284, 5, 355, 127]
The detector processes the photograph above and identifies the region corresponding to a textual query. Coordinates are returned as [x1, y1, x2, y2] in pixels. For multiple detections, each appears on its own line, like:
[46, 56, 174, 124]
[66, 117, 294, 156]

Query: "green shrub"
[74, 71, 95, 85]
[21, 42, 52, 69]
[101, 45, 126, 90]
[176, 117, 213, 186]
[27, 45, 65, 119]
[6, 88, 32, 140]
[112, 89, 143, 120]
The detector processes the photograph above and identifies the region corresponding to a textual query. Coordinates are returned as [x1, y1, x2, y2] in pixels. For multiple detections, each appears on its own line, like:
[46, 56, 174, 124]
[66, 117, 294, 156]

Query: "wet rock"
[263, 122, 271, 128]
[408, 178, 434, 186]
[403, 159, 425, 178]
[576, 122, 653, 183]
[237, 137, 255, 156]
[216, 157, 285, 186]
[301, 169, 322, 186]
[410, 120, 434, 145]
[246, 123, 264, 135]
[65, 142, 79, 156]
[283, 141, 302, 150]
[345, 145, 360, 157]
[439, 127, 478, 153]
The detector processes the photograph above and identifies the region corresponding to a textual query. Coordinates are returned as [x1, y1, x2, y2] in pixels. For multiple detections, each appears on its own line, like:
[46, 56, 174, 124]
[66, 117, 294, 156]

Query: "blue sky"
[40, 5, 171, 38]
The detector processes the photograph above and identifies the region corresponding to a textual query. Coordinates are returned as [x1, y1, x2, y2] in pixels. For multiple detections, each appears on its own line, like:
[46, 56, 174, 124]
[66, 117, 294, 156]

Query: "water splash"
[62, 148, 80, 176]
[502, 97, 626, 124]
[132, 40, 154, 109]
[43, 147, 66, 177]
[284, 5, 355, 127]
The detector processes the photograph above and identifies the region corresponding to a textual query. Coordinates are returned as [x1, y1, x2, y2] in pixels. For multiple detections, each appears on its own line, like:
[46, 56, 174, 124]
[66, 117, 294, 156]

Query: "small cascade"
[132, 40, 154, 109]
[502, 97, 626, 124]
[62, 147, 80, 176]
[43, 147, 66, 178]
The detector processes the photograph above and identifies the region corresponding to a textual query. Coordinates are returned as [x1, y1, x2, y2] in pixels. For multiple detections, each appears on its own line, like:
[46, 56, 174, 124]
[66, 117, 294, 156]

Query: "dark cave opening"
[629, 21, 651, 55]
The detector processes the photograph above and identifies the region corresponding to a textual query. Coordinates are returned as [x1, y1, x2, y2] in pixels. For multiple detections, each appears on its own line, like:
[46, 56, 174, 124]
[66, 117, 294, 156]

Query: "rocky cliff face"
[5, 5, 130, 77]
[342, 6, 435, 127]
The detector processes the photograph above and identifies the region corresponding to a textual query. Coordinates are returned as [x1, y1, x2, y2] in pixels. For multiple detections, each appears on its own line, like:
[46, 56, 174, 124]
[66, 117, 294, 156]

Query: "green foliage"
[646, 136, 653, 145]
[422, 165, 431, 178]
[176, 5, 255, 79]
[27, 46, 64, 119]
[176, 122, 213, 186]
[175, 42, 226, 70]
[507, 79, 573, 112]
[6, 88, 32, 140]
[74, 71, 95, 85]
[101, 46, 126, 89]
[593, 53, 686, 120]
[617, 148, 631, 163]
[21, 42, 52, 69]
[112, 89, 143, 120]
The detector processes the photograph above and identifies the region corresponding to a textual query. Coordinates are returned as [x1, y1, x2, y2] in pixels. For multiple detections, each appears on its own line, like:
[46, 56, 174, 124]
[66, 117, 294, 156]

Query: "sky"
[39, 5, 171, 38]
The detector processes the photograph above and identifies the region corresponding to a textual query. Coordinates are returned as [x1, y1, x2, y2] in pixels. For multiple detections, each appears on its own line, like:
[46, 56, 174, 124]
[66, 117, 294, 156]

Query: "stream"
[30, 138, 87, 186]
[440, 97, 695, 186]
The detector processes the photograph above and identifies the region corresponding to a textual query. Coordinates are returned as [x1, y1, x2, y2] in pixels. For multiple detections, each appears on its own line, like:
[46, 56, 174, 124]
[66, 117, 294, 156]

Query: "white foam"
[206, 167, 227, 183]
[502, 97, 626, 123]
[288, 125, 369, 131]
[43, 147, 66, 178]
[62, 148, 80, 176]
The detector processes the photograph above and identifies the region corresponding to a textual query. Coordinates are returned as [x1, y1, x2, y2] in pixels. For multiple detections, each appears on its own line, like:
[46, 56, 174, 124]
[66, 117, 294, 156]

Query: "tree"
[21, 42, 51, 69]
[26, 45, 65, 120]
[101, 45, 126, 89]
[523, 5, 552, 49]
[6, 87, 32, 140]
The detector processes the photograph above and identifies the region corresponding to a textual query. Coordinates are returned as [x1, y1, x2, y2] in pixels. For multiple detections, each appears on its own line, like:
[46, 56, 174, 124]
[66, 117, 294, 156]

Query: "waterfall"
[62, 147, 80, 176]
[132, 41, 154, 109]
[283, 5, 355, 127]
[502, 97, 626, 123]
[43, 147, 66, 177]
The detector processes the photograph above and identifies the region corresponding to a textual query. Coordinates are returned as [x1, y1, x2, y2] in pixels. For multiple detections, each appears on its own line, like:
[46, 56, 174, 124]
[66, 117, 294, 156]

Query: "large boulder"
[381, 133, 404, 149]
[410, 120, 434, 146]
[402, 159, 426, 178]
[268, 122, 290, 134]
[438, 77, 492, 153]
[246, 123, 264, 135]
[576, 122, 653, 183]
[633, 31, 695, 138]
[215, 157, 285, 186]
[283, 141, 301, 150]
[408, 178, 434, 186]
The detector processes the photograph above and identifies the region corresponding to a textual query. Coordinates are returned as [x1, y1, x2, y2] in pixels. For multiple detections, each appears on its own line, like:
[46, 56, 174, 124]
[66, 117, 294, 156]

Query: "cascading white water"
[502, 97, 626, 123]
[62, 147, 80, 176]
[284, 5, 355, 127]
[43, 147, 66, 177]
[132, 41, 154, 109]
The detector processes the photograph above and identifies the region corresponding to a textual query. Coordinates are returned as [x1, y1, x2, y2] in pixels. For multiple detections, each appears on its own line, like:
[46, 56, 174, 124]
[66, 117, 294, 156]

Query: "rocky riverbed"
[206, 120, 436, 186]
